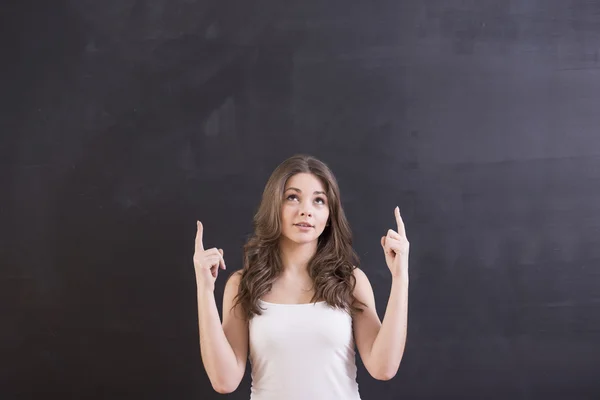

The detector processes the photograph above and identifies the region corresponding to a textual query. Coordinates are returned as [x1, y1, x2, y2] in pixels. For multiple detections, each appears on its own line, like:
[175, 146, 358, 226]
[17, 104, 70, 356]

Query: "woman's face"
[280, 173, 330, 245]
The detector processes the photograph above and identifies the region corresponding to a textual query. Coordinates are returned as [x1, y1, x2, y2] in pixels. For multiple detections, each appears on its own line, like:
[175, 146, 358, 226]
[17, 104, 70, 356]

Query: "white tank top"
[248, 299, 362, 400]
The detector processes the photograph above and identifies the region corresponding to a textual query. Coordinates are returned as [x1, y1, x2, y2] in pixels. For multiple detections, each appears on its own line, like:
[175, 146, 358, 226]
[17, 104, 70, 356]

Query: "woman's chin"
[281, 233, 318, 245]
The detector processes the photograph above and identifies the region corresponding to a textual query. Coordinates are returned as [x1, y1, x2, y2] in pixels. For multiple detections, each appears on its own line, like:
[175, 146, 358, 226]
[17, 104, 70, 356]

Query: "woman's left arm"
[353, 206, 410, 381]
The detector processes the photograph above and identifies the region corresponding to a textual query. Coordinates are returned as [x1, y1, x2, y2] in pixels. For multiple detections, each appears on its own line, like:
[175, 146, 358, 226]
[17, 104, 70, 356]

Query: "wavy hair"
[233, 154, 365, 319]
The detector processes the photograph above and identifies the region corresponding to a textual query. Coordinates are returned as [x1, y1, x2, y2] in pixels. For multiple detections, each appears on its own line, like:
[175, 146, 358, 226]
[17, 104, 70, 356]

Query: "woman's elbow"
[374, 369, 397, 381]
[212, 382, 236, 394]
[211, 377, 241, 394]
[369, 363, 400, 381]
[213, 384, 233, 394]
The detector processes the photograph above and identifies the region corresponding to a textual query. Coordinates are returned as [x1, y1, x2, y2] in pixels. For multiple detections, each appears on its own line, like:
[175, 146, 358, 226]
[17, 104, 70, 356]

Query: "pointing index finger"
[195, 221, 204, 252]
[395, 206, 406, 237]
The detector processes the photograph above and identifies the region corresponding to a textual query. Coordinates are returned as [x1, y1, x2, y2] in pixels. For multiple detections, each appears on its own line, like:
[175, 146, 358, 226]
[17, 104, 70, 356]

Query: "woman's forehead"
[285, 173, 326, 192]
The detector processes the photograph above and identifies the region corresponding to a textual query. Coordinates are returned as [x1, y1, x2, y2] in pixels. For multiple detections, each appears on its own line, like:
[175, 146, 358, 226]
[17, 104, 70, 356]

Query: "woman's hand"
[194, 221, 226, 292]
[381, 207, 410, 280]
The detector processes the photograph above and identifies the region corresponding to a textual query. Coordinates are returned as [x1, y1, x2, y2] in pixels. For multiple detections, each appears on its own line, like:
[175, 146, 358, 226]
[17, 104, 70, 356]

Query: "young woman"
[195, 154, 409, 399]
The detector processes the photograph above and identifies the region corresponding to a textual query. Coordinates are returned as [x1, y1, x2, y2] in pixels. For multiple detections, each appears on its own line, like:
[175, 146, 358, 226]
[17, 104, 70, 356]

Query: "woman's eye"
[286, 194, 326, 204]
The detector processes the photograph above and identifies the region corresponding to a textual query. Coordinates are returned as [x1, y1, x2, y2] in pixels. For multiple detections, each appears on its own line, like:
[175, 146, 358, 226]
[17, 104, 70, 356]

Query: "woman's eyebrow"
[284, 187, 327, 196]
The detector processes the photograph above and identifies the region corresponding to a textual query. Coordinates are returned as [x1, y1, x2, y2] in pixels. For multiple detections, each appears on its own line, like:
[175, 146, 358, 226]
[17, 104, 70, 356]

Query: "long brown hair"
[233, 154, 365, 319]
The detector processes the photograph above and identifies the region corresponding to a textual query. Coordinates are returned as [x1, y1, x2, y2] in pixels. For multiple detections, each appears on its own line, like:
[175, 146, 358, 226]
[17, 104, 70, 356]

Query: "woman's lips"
[294, 224, 313, 230]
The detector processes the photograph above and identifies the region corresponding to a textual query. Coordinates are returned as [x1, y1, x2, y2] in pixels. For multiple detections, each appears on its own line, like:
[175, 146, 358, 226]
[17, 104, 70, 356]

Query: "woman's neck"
[278, 237, 318, 275]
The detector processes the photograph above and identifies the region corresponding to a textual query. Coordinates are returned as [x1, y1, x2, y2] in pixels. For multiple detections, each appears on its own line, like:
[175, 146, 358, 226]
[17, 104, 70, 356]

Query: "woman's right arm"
[198, 270, 248, 394]
[194, 221, 248, 394]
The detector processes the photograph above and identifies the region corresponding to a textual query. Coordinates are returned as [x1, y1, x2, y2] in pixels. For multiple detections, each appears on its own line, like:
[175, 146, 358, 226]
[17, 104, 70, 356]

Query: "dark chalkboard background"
[2, 1, 600, 399]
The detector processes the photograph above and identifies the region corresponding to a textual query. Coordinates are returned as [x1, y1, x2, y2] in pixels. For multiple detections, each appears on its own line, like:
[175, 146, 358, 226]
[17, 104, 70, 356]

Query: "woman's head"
[279, 172, 330, 249]
[253, 155, 347, 249]
[234, 154, 363, 318]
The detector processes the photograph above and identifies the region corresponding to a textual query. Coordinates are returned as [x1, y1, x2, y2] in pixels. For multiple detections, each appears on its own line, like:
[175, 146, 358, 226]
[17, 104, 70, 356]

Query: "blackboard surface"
[2, 1, 599, 399]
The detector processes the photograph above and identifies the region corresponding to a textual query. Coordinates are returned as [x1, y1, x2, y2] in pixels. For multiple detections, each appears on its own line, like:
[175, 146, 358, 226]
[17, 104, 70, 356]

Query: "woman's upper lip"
[295, 223, 313, 227]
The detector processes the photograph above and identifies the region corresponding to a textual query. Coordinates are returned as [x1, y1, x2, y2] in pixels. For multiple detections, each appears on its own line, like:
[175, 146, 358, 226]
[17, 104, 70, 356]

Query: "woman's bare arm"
[198, 271, 248, 393]
[352, 267, 408, 380]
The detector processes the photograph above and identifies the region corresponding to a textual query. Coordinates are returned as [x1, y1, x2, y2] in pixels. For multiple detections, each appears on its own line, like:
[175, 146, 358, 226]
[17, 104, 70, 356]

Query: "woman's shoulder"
[352, 267, 375, 304]
[352, 266, 371, 288]
[224, 270, 244, 294]
[226, 269, 243, 283]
